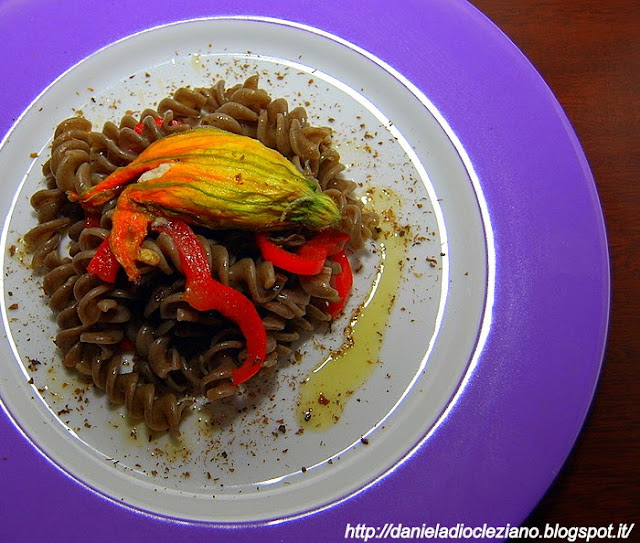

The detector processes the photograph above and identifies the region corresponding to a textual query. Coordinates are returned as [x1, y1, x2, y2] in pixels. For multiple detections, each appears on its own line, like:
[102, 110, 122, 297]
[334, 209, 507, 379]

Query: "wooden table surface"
[468, 0, 639, 533]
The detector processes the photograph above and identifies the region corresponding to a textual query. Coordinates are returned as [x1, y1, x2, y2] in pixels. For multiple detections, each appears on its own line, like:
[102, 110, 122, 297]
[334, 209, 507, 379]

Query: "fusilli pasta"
[25, 75, 378, 434]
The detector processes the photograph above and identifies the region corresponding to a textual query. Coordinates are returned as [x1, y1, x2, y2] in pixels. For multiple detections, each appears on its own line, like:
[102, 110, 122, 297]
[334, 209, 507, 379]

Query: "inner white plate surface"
[0, 18, 490, 522]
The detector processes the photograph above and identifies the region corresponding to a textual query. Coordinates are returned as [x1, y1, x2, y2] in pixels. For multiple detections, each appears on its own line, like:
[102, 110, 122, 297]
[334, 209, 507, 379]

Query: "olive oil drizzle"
[297, 189, 406, 430]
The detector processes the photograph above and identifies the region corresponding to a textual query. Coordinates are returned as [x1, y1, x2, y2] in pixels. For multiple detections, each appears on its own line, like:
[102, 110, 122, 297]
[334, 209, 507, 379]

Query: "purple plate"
[0, 1, 609, 541]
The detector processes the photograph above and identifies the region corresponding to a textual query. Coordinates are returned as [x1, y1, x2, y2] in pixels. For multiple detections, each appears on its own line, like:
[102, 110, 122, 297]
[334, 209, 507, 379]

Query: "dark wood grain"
[468, 0, 640, 533]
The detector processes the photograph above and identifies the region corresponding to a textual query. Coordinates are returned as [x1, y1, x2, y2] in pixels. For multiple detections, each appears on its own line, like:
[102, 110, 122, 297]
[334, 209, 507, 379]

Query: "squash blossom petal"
[72, 127, 343, 282]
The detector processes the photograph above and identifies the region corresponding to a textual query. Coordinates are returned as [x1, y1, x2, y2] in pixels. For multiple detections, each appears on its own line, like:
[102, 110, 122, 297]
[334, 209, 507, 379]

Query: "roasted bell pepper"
[256, 230, 350, 275]
[83, 211, 101, 229]
[87, 237, 120, 283]
[326, 249, 353, 317]
[152, 220, 266, 385]
[86, 220, 267, 385]
[71, 127, 341, 283]
[133, 117, 184, 135]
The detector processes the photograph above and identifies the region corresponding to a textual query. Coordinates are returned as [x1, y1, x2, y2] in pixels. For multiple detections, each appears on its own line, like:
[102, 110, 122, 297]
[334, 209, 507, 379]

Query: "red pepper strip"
[87, 238, 121, 283]
[256, 230, 350, 275]
[326, 250, 353, 317]
[119, 337, 136, 352]
[83, 211, 101, 229]
[153, 220, 267, 385]
[133, 117, 184, 135]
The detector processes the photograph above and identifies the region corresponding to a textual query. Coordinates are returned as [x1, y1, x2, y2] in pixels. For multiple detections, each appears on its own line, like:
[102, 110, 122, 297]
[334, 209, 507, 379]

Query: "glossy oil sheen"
[297, 189, 406, 430]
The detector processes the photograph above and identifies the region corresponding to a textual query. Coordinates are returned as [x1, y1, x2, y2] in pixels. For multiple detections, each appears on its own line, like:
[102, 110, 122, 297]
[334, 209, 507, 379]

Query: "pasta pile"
[24, 75, 377, 434]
